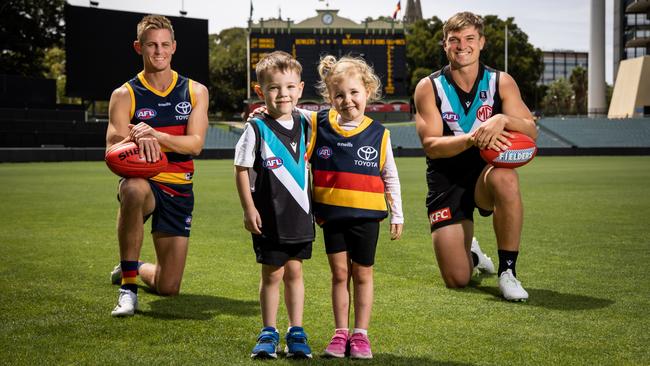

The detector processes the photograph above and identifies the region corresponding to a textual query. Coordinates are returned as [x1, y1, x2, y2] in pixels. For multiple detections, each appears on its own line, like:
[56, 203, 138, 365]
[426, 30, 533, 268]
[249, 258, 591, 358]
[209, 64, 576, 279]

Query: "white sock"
[335, 328, 349, 333]
[353, 328, 367, 335]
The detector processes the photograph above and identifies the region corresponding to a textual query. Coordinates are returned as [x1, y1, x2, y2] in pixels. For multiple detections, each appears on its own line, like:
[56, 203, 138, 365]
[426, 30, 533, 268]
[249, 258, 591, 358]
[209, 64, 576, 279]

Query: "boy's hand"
[243, 207, 262, 234]
[390, 223, 403, 240]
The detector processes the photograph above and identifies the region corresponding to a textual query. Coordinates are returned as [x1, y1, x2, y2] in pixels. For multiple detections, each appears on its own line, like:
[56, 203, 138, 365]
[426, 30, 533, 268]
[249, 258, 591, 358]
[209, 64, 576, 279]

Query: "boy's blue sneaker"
[251, 327, 280, 359]
[284, 326, 313, 359]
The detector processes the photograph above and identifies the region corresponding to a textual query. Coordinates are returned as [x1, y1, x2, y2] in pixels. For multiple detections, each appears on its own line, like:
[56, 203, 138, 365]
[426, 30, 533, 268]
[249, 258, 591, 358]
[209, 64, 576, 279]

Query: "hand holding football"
[105, 142, 168, 178]
[480, 131, 537, 168]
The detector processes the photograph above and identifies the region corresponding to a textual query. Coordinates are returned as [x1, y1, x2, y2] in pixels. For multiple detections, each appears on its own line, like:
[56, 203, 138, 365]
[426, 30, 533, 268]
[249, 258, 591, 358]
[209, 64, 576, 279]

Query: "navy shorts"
[426, 156, 492, 232]
[322, 219, 380, 266]
[252, 235, 312, 266]
[118, 179, 194, 237]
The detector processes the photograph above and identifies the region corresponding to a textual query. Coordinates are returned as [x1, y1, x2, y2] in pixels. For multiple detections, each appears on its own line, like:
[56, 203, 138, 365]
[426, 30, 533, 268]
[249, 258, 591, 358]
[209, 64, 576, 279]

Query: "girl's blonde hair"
[316, 55, 381, 103]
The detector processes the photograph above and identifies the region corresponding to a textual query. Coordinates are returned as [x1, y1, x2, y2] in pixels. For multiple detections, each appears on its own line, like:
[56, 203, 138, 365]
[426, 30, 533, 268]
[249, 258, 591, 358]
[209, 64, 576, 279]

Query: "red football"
[105, 142, 168, 178]
[480, 131, 537, 168]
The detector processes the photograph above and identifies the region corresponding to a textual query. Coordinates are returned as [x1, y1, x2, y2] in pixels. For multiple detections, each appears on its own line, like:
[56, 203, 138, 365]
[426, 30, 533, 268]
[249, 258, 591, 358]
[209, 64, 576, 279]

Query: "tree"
[480, 16, 544, 109]
[542, 78, 573, 116]
[0, 0, 65, 77]
[569, 66, 587, 115]
[404, 15, 543, 109]
[405, 17, 444, 93]
[209, 28, 247, 116]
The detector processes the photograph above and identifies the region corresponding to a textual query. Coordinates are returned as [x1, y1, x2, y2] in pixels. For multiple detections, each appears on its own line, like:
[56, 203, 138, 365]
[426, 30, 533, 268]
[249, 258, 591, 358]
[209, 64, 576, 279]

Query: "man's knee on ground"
[441, 271, 470, 289]
[157, 282, 181, 296]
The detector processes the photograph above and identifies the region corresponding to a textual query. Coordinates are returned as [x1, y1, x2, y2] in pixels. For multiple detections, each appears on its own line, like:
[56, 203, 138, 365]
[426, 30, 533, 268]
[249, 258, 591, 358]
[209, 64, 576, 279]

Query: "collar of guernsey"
[311, 109, 389, 217]
[124, 70, 196, 185]
[251, 115, 308, 192]
[432, 66, 497, 135]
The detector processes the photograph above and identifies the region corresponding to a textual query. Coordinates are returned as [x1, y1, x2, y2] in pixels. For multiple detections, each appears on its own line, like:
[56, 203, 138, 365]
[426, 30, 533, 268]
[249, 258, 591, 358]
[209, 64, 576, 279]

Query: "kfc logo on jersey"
[476, 105, 493, 122]
[318, 146, 333, 159]
[263, 157, 284, 170]
[135, 108, 157, 120]
[429, 207, 452, 224]
[443, 112, 459, 123]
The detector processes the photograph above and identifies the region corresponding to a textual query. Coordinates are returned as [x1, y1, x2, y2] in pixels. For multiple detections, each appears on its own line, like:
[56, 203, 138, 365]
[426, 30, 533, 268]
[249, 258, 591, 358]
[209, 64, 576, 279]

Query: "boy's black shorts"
[252, 235, 312, 267]
[322, 219, 380, 266]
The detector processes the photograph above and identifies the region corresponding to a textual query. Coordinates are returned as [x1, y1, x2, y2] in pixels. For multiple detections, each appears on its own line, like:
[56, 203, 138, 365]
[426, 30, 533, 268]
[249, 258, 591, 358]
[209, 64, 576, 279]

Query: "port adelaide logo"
[355, 146, 378, 167]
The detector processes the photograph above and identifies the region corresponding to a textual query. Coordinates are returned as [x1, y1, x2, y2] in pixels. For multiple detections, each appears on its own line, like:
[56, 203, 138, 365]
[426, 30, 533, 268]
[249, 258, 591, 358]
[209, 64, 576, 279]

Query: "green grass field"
[1, 156, 649, 365]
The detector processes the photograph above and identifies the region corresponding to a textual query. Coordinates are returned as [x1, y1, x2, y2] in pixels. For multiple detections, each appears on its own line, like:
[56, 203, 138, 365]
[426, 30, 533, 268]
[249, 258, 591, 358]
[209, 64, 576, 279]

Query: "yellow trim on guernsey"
[328, 109, 373, 137]
[380, 129, 389, 172]
[151, 172, 192, 185]
[189, 79, 196, 107]
[306, 111, 318, 160]
[137, 70, 178, 97]
[313, 187, 388, 211]
[123, 82, 136, 120]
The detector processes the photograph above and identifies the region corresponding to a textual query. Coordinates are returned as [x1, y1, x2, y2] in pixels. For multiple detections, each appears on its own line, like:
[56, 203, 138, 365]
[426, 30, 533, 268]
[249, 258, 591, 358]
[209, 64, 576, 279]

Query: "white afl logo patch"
[175, 101, 192, 115]
[318, 146, 332, 159]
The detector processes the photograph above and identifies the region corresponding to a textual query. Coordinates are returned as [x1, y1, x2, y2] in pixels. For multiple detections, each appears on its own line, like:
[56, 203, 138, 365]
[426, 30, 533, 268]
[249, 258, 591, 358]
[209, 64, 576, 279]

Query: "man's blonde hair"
[316, 55, 382, 103]
[137, 15, 175, 43]
[443, 12, 484, 41]
[255, 51, 303, 85]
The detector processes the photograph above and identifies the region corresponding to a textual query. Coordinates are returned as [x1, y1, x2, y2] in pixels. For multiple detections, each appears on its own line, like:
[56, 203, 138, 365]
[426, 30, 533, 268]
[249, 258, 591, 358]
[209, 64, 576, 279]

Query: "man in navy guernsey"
[106, 14, 209, 316]
[414, 11, 537, 301]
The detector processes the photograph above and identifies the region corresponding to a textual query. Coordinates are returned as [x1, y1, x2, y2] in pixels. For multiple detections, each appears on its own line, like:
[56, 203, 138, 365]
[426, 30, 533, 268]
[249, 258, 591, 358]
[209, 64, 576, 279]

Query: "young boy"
[234, 51, 315, 359]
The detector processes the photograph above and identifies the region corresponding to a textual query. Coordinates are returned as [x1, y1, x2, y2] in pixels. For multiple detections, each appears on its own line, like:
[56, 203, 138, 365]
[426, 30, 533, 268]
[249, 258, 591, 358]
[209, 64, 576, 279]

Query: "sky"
[66, 0, 615, 83]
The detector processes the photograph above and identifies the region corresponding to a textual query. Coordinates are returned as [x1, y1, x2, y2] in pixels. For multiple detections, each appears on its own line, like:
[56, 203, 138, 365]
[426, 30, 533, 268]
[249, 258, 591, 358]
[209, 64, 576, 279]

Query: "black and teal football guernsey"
[248, 112, 314, 244]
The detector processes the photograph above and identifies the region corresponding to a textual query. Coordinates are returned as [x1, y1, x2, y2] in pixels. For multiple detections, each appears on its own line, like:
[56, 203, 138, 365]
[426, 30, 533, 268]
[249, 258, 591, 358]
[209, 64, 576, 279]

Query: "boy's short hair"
[255, 51, 303, 85]
[137, 15, 175, 43]
[443, 12, 484, 41]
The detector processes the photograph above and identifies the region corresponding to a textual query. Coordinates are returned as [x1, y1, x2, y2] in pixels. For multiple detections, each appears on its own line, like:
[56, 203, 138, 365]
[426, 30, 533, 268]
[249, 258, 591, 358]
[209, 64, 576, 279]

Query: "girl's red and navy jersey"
[124, 70, 196, 185]
[249, 111, 315, 244]
[310, 109, 389, 224]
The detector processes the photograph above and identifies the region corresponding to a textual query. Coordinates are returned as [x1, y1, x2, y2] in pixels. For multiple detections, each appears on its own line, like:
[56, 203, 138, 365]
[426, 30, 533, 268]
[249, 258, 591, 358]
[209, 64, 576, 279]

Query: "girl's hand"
[390, 223, 403, 240]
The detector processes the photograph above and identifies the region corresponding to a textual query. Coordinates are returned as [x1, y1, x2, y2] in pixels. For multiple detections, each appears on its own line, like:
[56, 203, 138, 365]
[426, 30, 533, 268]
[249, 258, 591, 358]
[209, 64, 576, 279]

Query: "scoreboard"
[249, 32, 407, 100]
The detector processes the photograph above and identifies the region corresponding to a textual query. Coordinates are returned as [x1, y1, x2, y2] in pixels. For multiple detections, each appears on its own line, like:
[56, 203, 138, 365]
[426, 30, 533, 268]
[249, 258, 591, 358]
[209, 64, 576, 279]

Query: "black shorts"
[426, 154, 492, 232]
[322, 219, 380, 266]
[117, 179, 195, 237]
[252, 235, 312, 266]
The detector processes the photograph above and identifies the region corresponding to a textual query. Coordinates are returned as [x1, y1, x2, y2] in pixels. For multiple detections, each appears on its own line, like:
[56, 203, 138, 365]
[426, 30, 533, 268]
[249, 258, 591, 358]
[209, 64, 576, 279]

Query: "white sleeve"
[381, 135, 404, 225]
[234, 123, 257, 168]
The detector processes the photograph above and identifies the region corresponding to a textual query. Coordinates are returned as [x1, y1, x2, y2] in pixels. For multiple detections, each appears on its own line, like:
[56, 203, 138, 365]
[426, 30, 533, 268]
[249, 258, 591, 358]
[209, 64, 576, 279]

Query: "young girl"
[310, 55, 404, 359]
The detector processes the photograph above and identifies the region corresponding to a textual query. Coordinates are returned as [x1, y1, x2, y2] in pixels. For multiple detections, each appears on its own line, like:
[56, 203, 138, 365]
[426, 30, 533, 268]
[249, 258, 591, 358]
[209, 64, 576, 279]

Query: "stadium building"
[247, 7, 410, 122]
[539, 50, 588, 85]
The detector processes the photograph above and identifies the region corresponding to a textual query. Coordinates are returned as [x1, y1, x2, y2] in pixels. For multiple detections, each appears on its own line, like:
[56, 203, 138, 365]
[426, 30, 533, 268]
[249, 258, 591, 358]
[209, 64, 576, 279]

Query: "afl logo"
[476, 105, 493, 122]
[357, 146, 378, 161]
[263, 157, 283, 169]
[135, 108, 157, 120]
[175, 101, 192, 115]
[442, 112, 459, 123]
[317, 146, 332, 159]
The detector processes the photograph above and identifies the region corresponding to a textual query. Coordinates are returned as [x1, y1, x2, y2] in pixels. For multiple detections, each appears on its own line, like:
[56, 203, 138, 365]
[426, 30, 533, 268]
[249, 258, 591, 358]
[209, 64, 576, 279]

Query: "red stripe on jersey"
[313, 170, 384, 193]
[154, 182, 191, 197]
[166, 160, 195, 173]
[154, 125, 186, 136]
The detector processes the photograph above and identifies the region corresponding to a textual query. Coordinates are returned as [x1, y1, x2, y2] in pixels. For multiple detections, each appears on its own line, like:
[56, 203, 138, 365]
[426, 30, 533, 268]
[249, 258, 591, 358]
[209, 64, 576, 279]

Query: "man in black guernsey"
[413, 11, 537, 301]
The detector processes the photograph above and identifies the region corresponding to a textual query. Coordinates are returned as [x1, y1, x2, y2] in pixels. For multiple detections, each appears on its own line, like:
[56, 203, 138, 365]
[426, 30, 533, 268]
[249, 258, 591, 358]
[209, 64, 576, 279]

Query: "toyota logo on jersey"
[175, 101, 192, 115]
[357, 146, 378, 161]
